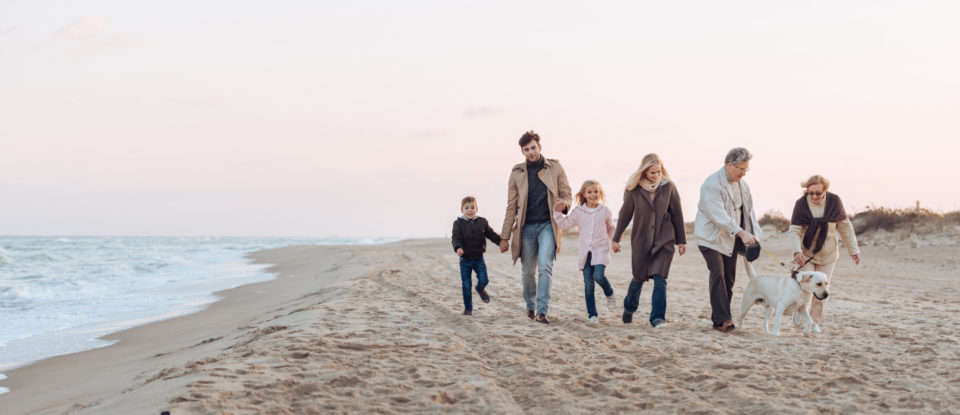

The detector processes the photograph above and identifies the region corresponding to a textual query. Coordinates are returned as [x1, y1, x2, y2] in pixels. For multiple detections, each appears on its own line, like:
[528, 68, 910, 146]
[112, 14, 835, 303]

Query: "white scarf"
[639, 178, 660, 192]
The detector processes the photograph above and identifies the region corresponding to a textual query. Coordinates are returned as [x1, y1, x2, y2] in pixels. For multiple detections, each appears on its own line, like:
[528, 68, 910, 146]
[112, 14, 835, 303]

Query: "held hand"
[852, 253, 861, 265]
[678, 244, 686, 256]
[612, 241, 621, 253]
[737, 230, 757, 246]
[553, 199, 566, 212]
[793, 252, 805, 267]
[456, 248, 464, 257]
[499, 240, 509, 253]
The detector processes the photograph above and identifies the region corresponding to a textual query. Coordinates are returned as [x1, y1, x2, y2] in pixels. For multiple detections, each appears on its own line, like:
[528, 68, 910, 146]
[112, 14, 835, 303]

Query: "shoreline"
[0, 244, 366, 414]
[1, 237, 958, 413]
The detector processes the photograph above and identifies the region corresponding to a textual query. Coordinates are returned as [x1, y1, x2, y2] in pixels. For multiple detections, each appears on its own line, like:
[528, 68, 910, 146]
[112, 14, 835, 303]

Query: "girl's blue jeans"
[582, 252, 614, 318]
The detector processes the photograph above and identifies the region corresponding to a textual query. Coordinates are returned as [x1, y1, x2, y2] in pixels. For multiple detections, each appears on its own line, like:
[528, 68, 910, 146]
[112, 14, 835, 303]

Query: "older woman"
[612, 153, 686, 328]
[789, 175, 861, 333]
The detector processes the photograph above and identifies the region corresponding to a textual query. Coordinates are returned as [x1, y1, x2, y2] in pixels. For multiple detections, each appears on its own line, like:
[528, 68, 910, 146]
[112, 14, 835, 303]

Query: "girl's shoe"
[588, 316, 598, 324]
[606, 294, 616, 310]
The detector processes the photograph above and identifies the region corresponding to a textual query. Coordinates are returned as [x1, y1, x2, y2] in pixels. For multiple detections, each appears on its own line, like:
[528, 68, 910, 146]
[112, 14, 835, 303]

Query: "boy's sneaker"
[652, 319, 665, 328]
[463, 310, 472, 316]
[588, 316, 599, 324]
[606, 294, 617, 310]
[478, 290, 490, 303]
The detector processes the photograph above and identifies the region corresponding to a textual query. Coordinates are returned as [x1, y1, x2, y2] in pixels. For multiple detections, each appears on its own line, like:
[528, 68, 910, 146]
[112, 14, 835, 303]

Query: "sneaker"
[792, 312, 802, 327]
[463, 310, 472, 316]
[622, 312, 633, 324]
[812, 324, 822, 333]
[536, 314, 550, 324]
[478, 290, 490, 303]
[588, 316, 598, 324]
[652, 319, 665, 328]
[606, 294, 616, 311]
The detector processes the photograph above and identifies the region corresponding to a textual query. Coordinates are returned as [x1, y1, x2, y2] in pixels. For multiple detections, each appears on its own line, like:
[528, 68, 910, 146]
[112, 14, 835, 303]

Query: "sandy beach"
[1, 231, 959, 414]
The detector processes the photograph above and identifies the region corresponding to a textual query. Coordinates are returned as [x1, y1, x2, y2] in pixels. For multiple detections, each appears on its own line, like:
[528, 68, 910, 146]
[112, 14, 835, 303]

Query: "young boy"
[452, 196, 502, 315]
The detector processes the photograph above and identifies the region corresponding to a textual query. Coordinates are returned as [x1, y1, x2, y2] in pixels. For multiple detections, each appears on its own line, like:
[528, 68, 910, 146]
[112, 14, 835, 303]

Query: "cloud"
[464, 107, 507, 118]
[75, 35, 134, 58]
[57, 15, 105, 40]
[0, 26, 19, 38]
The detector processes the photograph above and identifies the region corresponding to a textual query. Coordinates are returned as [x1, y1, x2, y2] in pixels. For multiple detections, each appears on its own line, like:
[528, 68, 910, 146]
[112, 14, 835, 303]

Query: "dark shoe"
[463, 310, 472, 316]
[536, 314, 550, 324]
[622, 312, 633, 324]
[527, 310, 536, 320]
[478, 290, 490, 303]
[714, 320, 735, 333]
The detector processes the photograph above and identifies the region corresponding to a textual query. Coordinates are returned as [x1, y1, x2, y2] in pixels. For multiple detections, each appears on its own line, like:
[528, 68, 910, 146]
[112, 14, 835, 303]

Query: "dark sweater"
[524, 157, 550, 224]
[451, 216, 502, 260]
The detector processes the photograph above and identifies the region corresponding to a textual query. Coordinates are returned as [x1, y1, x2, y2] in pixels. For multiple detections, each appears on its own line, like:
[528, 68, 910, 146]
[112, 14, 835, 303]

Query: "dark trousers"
[582, 252, 615, 318]
[459, 257, 488, 312]
[699, 239, 745, 327]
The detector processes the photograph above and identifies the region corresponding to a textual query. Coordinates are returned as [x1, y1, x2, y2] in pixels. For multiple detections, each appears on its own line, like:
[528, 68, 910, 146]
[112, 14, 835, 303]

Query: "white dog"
[738, 258, 829, 336]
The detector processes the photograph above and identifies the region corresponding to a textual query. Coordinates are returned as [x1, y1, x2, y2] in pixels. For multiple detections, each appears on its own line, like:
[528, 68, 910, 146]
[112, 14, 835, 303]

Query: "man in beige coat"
[499, 131, 572, 324]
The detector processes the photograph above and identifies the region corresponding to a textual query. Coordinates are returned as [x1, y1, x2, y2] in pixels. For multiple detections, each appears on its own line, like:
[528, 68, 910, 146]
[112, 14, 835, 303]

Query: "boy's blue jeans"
[623, 274, 667, 326]
[459, 257, 488, 312]
[582, 252, 614, 318]
[520, 222, 556, 316]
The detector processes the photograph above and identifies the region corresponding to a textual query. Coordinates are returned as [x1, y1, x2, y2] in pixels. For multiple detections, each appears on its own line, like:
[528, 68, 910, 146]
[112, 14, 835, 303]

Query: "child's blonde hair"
[625, 153, 670, 191]
[575, 180, 606, 206]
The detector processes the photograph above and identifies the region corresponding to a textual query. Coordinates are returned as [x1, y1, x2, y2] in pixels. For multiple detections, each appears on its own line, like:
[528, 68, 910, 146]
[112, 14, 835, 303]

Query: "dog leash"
[761, 248, 814, 286]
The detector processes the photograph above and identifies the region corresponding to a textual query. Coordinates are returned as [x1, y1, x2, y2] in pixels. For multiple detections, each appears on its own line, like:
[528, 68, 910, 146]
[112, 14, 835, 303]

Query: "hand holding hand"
[553, 199, 566, 212]
[456, 248, 464, 257]
[499, 240, 509, 253]
[612, 241, 621, 253]
[852, 253, 861, 265]
[793, 252, 805, 267]
[678, 244, 686, 256]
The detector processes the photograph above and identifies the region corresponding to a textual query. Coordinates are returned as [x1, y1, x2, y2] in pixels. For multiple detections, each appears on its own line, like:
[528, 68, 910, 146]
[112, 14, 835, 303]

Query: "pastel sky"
[2, 1, 958, 237]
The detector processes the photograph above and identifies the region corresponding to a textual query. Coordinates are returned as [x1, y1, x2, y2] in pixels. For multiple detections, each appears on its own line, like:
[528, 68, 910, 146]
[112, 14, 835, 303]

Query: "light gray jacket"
[694, 167, 762, 255]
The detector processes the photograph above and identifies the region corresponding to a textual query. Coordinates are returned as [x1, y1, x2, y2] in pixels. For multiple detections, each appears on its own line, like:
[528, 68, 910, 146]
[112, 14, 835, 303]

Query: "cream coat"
[500, 157, 573, 264]
[694, 167, 762, 255]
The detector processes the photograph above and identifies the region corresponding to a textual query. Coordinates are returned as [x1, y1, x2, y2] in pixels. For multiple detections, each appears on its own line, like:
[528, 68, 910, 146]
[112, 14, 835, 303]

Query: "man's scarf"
[790, 192, 846, 254]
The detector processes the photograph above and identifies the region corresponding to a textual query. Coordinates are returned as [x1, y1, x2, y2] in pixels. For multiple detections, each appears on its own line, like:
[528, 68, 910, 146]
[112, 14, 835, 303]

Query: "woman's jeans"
[582, 252, 615, 318]
[520, 222, 556, 316]
[623, 274, 667, 326]
[459, 257, 488, 311]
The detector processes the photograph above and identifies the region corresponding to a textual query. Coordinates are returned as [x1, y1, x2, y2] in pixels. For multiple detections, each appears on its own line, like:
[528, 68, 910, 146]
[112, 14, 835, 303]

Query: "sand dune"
[2, 234, 959, 414]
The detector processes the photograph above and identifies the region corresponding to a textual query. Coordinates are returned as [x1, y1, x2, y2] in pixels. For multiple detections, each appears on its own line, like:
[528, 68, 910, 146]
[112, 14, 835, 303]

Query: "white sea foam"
[0, 236, 395, 388]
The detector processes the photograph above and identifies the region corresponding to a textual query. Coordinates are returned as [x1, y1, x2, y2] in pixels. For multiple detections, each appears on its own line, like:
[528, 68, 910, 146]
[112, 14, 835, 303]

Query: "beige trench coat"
[500, 157, 573, 264]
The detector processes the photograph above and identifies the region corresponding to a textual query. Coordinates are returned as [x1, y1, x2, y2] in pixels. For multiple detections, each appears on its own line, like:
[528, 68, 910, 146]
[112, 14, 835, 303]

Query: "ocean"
[0, 236, 394, 394]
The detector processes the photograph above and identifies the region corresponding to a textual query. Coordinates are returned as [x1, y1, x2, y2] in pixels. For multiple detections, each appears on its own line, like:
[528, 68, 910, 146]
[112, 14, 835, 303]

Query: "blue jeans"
[623, 274, 667, 326]
[520, 222, 556, 315]
[459, 257, 488, 312]
[582, 252, 615, 318]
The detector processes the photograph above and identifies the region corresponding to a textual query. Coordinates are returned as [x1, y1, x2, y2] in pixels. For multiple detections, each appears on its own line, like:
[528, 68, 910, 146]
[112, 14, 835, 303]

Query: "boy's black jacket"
[451, 216, 502, 260]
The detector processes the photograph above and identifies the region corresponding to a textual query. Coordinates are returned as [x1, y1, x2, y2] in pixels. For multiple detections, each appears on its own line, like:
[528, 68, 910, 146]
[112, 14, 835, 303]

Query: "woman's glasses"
[807, 191, 824, 197]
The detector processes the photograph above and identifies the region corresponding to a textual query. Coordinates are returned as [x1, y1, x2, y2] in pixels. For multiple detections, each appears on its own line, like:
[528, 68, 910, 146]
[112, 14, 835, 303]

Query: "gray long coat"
[612, 180, 686, 282]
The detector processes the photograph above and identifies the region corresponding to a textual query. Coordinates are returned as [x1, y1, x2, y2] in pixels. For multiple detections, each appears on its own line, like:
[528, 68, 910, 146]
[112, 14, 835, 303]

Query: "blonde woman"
[789, 175, 861, 333]
[612, 153, 686, 328]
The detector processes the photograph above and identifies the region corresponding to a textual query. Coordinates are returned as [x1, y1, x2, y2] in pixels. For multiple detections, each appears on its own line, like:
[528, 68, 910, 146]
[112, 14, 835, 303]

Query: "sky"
[2, 1, 959, 237]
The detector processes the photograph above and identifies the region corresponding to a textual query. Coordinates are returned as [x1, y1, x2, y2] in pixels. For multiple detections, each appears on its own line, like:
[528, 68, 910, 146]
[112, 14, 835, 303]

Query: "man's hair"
[724, 147, 752, 165]
[461, 196, 477, 208]
[518, 131, 541, 147]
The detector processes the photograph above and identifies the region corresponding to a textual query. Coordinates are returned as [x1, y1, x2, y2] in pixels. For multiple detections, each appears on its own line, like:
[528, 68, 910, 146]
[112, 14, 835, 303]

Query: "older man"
[500, 131, 572, 324]
[694, 147, 761, 333]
